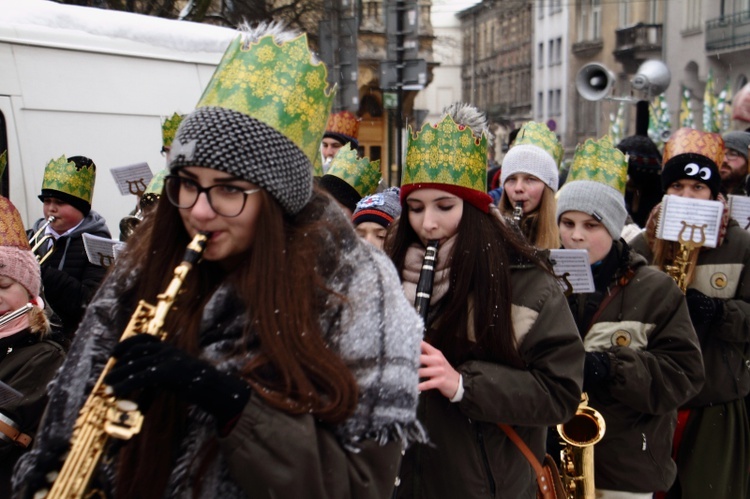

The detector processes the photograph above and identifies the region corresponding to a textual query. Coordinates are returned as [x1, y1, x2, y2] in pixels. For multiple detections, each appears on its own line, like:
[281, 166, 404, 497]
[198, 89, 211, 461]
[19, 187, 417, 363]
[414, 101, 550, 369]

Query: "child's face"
[559, 211, 613, 265]
[665, 179, 712, 200]
[504, 173, 545, 214]
[0, 276, 30, 318]
[43, 198, 84, 233]
[406, 188, 463, 246]
[355, 221, 387, 250]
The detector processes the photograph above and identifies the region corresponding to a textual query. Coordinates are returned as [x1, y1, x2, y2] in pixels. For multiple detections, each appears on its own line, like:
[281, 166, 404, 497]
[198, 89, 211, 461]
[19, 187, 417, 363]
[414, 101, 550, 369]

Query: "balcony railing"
[614, 23, 662, 60]
[707, 10, 750, 52]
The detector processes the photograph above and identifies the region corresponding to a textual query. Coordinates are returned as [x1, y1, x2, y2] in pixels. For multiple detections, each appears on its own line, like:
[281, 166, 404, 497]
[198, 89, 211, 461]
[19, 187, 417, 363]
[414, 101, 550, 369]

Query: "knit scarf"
[401, 235, 455, 306]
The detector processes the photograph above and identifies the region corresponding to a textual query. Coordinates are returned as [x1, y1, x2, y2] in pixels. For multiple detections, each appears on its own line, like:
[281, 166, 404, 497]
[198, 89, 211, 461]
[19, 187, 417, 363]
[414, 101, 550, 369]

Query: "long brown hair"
[386, 201, 548, 368]
[499, 186, 560, 250]
[112, 186, 358, 498]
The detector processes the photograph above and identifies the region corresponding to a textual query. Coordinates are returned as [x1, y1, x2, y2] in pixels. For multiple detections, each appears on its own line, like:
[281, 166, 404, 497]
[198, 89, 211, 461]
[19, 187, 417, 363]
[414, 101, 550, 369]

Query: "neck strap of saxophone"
[0, 412, 31, 448]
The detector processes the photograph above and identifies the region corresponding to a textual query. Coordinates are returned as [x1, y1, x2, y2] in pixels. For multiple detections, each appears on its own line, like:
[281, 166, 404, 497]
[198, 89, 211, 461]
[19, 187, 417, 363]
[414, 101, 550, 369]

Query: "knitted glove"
[583, 351, 611, 392]
[685, 289, 724, 326]
[104, 335, 251, 430]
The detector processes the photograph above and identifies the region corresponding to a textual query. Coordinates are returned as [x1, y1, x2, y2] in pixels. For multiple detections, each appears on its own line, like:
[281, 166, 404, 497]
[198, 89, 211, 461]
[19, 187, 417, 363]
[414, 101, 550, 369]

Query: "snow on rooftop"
[0, 0, 237, 54]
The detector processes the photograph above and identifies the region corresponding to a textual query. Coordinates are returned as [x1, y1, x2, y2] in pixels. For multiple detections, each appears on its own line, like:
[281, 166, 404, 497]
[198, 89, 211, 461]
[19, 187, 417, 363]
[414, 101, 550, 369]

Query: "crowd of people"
[0, 21, 748, 499]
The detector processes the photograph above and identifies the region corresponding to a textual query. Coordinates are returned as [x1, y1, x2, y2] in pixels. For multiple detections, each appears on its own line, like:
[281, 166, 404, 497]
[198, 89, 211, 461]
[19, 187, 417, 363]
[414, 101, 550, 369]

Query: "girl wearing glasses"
[15, 24, 424, 499]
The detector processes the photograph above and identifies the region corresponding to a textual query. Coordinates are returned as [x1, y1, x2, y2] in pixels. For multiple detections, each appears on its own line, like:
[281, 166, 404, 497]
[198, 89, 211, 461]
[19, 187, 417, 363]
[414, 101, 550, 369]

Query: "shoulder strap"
[498, 423, 547, 487]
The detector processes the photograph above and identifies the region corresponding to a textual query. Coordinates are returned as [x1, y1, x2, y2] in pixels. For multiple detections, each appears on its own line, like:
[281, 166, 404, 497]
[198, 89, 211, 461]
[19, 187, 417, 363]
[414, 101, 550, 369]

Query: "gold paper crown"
[0, 196, 31, 250]
[662, 127, 725, 167]
[326, 143, 381, 197]
[513, 121, 563, 167]
[568, 136, 628, 195]
[197, 30, 334, 165]
[325, 111, 360, 142]
[162, 113, 184, 148]
[41, 155, 96, 204]
[0, 150, 6, 178]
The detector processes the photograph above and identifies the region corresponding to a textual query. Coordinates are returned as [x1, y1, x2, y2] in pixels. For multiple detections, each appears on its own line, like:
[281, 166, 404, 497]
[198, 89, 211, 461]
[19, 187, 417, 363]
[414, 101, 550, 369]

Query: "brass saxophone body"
[43, 232, 210, 499]
[664, 221, 706, 293]
[556, 394, 606, 499]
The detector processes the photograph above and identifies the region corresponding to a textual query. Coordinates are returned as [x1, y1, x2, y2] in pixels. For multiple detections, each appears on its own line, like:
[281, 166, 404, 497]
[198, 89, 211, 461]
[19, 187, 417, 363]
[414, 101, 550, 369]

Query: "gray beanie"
[500, 144, 559, 192]
[722, 131, 750, 160]
[169, 106, 312, 214]
[352, 187, 402, 228]
[556, 180, 627, 240]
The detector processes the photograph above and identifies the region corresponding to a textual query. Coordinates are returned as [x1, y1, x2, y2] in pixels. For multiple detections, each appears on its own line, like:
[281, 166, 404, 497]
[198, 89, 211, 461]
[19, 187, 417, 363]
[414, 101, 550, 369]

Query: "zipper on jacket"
[475, 424, 496, 497]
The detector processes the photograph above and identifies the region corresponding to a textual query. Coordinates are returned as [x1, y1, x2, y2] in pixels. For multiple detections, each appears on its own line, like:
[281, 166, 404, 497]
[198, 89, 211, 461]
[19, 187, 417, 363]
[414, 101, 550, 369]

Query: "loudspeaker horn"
[576, 63, 616, 102]
[631, 60, 671, 97]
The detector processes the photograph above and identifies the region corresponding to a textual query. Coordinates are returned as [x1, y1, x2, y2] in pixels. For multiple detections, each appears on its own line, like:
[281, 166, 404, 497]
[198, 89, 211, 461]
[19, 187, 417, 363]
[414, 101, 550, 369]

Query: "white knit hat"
[500, 144, 560, 193]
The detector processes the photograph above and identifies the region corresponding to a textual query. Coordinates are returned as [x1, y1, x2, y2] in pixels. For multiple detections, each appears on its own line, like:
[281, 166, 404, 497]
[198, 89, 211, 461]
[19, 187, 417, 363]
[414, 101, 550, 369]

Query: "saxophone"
[664, 221, 706, 293]
[556, 393, 606, 499]
[41, 231, 211, 499]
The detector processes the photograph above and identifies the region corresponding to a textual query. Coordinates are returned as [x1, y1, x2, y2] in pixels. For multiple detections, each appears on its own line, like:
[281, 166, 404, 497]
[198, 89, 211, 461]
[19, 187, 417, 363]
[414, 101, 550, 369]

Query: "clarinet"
[512, 201, 523, 225]
[414, 240, 439, 325]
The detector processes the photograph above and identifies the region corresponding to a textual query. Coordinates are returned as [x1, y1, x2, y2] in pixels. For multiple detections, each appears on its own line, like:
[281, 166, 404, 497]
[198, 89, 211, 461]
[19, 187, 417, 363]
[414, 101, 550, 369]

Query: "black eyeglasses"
[164, 175, 261, 217]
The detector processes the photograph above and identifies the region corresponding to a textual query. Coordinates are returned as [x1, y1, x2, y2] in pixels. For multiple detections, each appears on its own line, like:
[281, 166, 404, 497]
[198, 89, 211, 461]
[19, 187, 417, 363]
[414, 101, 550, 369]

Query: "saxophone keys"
[104, 400, 143, 440]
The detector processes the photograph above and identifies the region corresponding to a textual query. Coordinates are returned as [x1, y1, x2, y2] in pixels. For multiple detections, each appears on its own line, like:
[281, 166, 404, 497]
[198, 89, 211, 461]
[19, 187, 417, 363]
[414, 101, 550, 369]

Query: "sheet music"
[656, 195, 723, 248]
[109, 162, 153, 196]
[82, 233, 125, 268]
[729, 195, 750, 232]
[549, 249, 595, 294]
[0, 381, 23, 406]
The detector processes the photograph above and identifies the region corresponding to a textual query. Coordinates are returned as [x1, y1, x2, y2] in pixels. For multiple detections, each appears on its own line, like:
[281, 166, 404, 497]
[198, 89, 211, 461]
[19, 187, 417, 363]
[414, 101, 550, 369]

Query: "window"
[684, 0, 702, 31]
[554, 89, 562, 116]
[619, 0, 629, 27]
[548, 40, 554, 66]
[548, 90, 554, 116]
[538, 92, 544, 119]
[538, 0, 544, 18]
[578, 0, 602, 41]
[538, 42, 544, 68]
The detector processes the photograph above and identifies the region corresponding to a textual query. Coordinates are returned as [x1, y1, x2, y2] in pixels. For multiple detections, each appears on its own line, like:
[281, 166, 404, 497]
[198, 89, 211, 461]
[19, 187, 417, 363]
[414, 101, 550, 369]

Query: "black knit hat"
[318, 174, 362, 212]
[616, 135, 662, 183]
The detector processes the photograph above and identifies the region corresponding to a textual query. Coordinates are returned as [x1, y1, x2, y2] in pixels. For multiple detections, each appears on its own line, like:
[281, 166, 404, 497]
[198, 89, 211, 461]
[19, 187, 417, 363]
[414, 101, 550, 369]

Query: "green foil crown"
[569, 136, 628, 195]
[162, 113, 184, 148]
[404, 115, 488, 192]
[197, 33, 334, 165]
[514, 121, 563, 167]
[42, 155, 96, 204]
[326, 144, 381, 197]
[0, 150, 6, 178]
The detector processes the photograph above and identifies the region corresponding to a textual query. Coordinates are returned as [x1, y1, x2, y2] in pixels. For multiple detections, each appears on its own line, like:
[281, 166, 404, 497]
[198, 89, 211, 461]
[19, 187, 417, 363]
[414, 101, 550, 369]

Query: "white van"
[0, 0, 236, 234]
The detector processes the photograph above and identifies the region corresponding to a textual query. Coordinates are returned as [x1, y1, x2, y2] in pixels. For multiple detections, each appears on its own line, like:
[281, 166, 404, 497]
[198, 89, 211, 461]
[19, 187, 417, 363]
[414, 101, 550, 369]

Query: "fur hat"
[39, 155, 96, 216]
[557, 136, 628, 240]
[0, 196, 41, 297]
[169, 23, 334, 215]
[722, 130, 750, 160]
[352, 187, 401, 229]
[500, 121, 562, 192]
[661, 128, 723, 198]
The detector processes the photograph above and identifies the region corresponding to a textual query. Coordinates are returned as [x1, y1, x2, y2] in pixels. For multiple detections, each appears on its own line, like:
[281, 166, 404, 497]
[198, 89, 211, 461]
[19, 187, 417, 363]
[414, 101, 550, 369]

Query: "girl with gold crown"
[0, 196, 64, 497]
[498, 121, 563, 250]
[15, 24, 424, 499]
[629, 128, 750, 499]
[386, 103, 584, 499]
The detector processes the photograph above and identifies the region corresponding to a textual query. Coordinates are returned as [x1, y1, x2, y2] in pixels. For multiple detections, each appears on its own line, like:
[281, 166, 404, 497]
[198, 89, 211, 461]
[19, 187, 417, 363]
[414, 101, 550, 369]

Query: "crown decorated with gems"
[0, 196, 30, 250]
[0, 150, 6, 178]
[162, 113, 184, 148]
[663, 128, 725, 168]
[569, 136, 628, 195]
[513, 121, 563, 167]
[42, 155, 96, 203]
[326, 143, 381, 197]
[325, 111, 360, 141]
[197, 32, 334, 164]
[403, 115, 488, 193]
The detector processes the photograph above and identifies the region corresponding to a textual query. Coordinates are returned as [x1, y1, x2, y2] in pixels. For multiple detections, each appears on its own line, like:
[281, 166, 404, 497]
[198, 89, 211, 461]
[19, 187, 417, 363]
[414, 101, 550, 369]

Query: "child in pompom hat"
[387, 102, 584, 499]
[351, 187, 401, 250]
[556, 136, 703, 498]
[629, 127, 750, 499]
[0, 196, 65, 497]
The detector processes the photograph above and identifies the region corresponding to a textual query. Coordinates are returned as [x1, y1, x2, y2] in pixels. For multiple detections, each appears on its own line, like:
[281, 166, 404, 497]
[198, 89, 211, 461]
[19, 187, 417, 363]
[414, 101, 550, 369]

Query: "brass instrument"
[29, 216, 56, 264]
[664, 221, 706, 293]
[42, 231, 210, 499]
[118, 205, 143, 242]
[512, 201, 523, 225]
[0, 303, 33, 328]
[556, 393, 606, 499]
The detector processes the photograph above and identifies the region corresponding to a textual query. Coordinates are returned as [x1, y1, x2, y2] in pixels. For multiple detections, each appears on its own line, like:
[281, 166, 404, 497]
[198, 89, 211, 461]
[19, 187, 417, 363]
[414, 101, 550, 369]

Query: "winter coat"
[567, 240, 704, 493]
[0, 330, 65, 497]
[14, 196, 424, 499]
[28, 212, 111, 341]
[631, 219, 750, 407]
[396, 261, 584, 499]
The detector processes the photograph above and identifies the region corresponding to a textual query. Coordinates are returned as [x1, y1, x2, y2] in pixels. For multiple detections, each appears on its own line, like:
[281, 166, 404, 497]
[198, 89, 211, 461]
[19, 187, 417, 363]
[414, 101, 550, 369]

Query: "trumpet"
[29, 216, 56, 264]
[0, 303, 33, 329]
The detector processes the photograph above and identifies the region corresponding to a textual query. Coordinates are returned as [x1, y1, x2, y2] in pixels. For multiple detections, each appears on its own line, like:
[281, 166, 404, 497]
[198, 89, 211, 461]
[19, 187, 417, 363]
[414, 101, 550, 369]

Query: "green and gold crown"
[197, 32, 334, 166]
[41, 155, 96, 204]
[162, 113, 184, 149]
[0, 150, 6, 178]
[140, 168, 168, 207]
[568, 136, 628, 195]
[514, 121, 563, 167]
[326, 143, 381, 197]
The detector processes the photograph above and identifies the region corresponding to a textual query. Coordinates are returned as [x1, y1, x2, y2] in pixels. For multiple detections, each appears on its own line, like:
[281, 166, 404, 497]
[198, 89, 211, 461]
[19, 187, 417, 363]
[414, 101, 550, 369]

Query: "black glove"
[104, 335, 251, 430]
[15, 437, 70, 499]
[685, 288, 724, 326]
[583, 351, 611, 392]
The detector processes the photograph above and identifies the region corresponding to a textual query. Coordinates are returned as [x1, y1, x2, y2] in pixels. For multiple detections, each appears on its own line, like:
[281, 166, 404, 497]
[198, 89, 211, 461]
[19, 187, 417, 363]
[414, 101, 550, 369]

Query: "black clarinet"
[414, 240, 439, 324]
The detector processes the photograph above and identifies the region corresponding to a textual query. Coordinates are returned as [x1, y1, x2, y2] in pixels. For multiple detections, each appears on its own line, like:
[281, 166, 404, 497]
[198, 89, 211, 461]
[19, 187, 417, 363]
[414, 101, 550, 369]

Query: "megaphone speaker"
[631, 60, 671, 96]
[576, 63, 616, 102]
